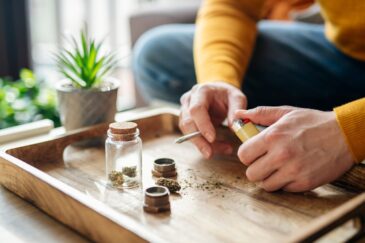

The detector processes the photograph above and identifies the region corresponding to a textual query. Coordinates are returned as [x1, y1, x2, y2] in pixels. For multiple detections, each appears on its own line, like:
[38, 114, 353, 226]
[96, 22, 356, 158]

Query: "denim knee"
[133, 26, 166, 82]
[132, 24, 196, 103]
[133, 26, 176, 102]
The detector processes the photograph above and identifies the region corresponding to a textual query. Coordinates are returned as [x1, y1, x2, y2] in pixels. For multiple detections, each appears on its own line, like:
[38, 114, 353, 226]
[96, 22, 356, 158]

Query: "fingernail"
[234, 109, 246, 116]
[202, 148, 211, 158]
[237, 109, 247, 114]
[205, 133, 214, 143]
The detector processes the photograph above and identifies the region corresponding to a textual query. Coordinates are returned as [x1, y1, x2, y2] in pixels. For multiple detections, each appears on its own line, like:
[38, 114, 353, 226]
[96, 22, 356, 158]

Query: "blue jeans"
[133, 21, 365, 110]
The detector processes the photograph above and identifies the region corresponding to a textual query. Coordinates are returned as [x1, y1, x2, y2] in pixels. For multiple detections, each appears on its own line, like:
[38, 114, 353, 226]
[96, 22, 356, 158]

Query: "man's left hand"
[235, 106, 355, 192]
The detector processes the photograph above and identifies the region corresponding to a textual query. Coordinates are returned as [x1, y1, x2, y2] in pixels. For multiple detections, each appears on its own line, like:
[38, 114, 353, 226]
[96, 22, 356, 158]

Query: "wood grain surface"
[0, 109, 364, 242]
[0, 126, 89, 243]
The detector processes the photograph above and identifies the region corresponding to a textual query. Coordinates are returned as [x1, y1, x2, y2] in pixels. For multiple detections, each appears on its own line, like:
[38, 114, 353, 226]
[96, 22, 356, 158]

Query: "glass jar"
[105, 122, 142, 189]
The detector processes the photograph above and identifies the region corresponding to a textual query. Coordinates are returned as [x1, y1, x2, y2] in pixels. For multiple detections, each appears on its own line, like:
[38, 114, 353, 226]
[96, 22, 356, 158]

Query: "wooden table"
[0, 126, 89, 243]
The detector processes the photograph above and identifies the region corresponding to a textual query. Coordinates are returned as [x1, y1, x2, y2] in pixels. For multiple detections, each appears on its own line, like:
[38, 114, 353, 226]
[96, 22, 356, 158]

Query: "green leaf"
[56, 28, 117, 88]
[0, 69, 60, 129]
[88, 56, 105, 81]
[97, 59, 118, 81]
[61, 69, 87, 88]
[57, 52, 80, 77]
[88, 40, 97, 70]
[81, 30, 89, 62]
[20, 69, 36, 88]
[63, 50, 78, 66]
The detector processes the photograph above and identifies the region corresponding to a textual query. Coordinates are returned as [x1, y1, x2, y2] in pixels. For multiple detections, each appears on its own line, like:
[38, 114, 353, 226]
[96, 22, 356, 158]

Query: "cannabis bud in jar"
[122, 166, 137, 177]
[105, 122, 142, 189]
[108, 170, 124, 187]
[156, 178, 181, 193]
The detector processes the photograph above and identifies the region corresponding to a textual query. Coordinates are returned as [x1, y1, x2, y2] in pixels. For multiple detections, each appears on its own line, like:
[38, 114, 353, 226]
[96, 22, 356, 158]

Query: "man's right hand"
[179, 82, 247, 158]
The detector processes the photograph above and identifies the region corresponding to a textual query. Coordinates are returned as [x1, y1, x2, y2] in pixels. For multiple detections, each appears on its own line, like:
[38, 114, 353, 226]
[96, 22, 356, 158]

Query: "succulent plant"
[56, 29, 118, 89]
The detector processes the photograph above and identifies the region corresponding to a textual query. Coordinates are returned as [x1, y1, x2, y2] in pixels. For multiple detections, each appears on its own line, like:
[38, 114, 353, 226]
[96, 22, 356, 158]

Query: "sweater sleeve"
[194, 0, 265, 88]
[334, 97, 365, 163]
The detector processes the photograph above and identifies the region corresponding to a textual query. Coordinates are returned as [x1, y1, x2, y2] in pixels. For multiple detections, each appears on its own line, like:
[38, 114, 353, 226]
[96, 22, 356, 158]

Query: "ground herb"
[156, 178, 181, 193]
[195, 179, 223, 191]
[181, 170, 228, 197]
[122, 166, 137, 177]
[109, 170, 124, 187]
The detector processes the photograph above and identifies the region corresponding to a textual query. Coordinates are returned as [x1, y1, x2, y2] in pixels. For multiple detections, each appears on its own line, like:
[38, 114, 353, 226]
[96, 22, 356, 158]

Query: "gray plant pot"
[56, 78, 119, 131]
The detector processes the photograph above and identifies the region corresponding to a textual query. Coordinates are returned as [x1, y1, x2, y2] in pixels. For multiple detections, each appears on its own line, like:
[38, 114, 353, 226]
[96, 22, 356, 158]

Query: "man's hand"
[179, 82, 246, 158]
[235, 106, 355, 192]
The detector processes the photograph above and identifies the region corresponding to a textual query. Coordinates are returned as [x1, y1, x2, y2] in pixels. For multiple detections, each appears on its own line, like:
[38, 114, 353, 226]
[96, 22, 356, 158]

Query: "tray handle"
[57, 122, 109, 146]
[288, 193, 365, 242]
[6, 123, 109, 166]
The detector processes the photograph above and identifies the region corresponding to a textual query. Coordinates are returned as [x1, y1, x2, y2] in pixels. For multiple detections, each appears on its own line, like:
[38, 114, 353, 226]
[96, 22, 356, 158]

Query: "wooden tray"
[1, 108, 365, 242]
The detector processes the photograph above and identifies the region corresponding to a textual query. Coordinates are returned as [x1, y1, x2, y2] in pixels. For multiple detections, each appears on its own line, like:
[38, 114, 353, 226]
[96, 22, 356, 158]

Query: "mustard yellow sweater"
[194, 0, 365, 162]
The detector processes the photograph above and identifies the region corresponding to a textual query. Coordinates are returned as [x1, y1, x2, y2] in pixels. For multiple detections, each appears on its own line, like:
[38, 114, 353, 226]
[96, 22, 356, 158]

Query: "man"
[133, 0, 365, 192]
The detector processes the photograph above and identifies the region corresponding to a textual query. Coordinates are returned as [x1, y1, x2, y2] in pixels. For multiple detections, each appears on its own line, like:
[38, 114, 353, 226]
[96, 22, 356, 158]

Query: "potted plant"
[55, 29, 119, 131]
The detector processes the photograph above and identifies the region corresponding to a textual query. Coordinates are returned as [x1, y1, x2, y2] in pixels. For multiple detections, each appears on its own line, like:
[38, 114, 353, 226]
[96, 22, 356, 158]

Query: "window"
[28, 0, 195, 110]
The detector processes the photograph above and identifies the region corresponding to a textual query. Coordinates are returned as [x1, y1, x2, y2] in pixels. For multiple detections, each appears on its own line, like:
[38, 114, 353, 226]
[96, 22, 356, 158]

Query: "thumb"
[234, 106, 296, 126]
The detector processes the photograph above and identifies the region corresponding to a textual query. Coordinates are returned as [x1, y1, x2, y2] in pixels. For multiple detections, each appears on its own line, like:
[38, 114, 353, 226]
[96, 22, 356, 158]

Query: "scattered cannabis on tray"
[182, 177, 225, 192]
[156, 178, 181, 193]
[108, 170, 124, 187]
[181, 169, 229, 197]
[122, 166, 137, 178]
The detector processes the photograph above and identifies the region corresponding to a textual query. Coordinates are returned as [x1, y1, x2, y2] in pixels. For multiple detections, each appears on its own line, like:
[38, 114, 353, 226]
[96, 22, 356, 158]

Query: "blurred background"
[28, 0, 197, 106]
[0, 0, 199, 128]
[29, 0, 201, 109]
[0, 0, 321, 129]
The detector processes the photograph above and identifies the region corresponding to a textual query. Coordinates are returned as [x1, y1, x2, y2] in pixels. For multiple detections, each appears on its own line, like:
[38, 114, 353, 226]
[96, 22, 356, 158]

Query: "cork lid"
[109, 122, 137, 134]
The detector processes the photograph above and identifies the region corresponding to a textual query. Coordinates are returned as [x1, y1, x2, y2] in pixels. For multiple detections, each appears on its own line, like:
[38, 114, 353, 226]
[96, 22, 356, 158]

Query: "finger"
[261, 170, 293, 192]
[227, 92, 246, 125]
[180, 116, 213, 158]
[245, 152, 279, 182]
[283, 179, 316, 192]
[283, 182, 308, 193]
[237, 133, 267, 166]
[234, 106, 296, 126]
[190, 135, 213, 159]
[179, 93, 191, 129]
[180, 101, 213, 158]
[189, 89, 216, 143]
[180, 91, 191, 105]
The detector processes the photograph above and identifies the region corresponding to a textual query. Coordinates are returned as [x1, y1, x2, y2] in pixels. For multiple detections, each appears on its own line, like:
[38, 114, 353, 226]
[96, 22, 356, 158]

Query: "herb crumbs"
[156, 178, 181, 193]
[108, 170, 124, 187]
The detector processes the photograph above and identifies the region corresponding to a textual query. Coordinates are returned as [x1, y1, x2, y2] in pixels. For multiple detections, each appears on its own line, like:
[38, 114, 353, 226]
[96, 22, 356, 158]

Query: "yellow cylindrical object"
[232, 119, 260, 143]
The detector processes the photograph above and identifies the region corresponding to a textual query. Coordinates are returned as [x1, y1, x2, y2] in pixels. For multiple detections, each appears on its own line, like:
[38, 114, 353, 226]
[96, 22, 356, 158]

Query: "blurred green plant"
[0, 69, 60, 129]
[56, 29, 118, 89]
